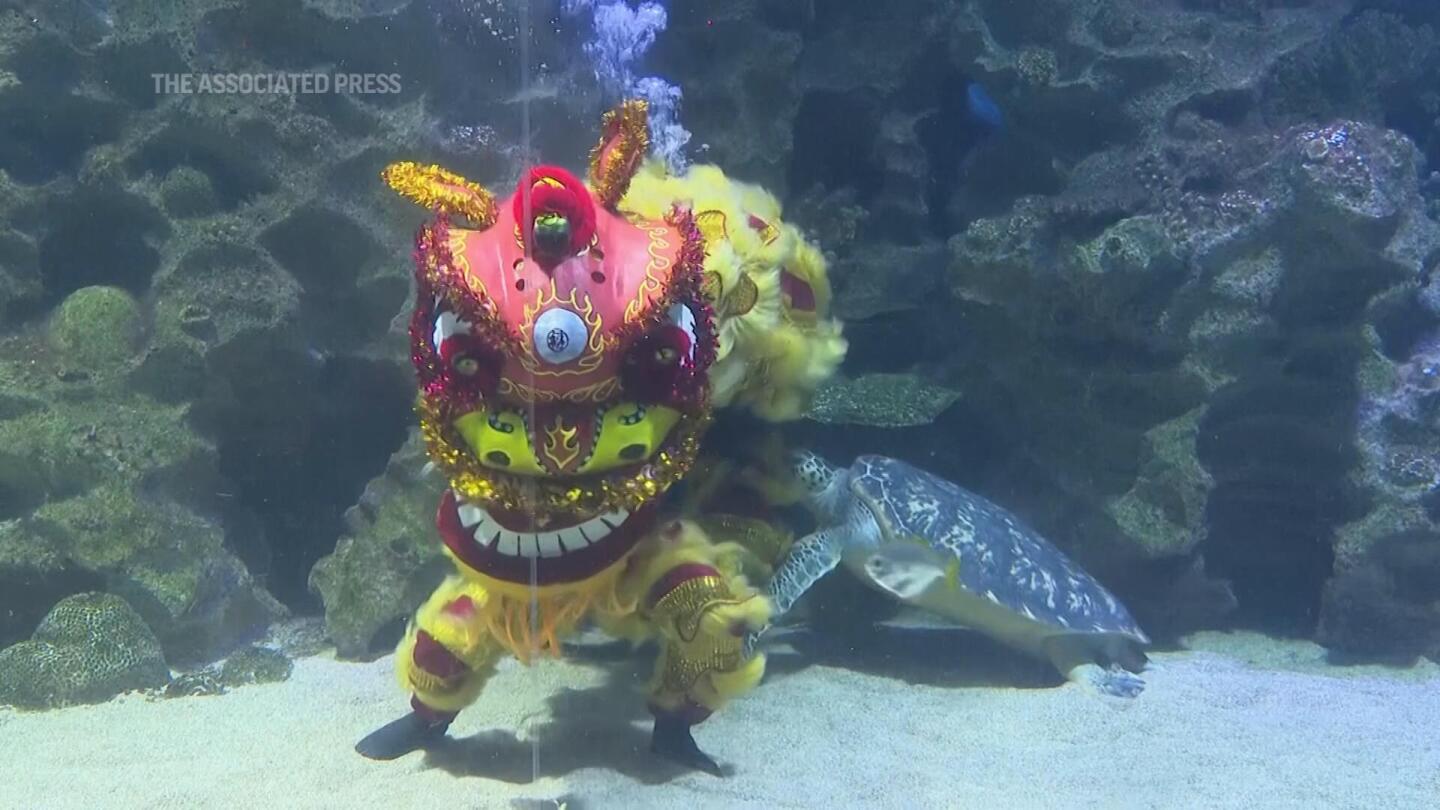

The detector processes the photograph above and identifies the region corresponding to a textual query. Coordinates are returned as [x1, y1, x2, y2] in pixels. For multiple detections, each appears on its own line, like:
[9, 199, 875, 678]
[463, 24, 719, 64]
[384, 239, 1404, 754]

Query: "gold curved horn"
[587, 99, 651, 209]
[382, 161, 497, 228]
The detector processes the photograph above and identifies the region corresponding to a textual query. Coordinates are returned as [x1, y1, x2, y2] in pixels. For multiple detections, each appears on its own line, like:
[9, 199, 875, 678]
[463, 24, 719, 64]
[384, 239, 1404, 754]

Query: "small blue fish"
[920, 76, 1007, 230]
[965, 81, 1004, 132]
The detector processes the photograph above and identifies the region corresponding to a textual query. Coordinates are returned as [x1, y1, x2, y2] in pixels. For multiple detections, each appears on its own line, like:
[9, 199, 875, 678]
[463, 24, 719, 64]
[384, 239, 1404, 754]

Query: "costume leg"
[356, 575, 502, 760]
[623, 520, 772, 775]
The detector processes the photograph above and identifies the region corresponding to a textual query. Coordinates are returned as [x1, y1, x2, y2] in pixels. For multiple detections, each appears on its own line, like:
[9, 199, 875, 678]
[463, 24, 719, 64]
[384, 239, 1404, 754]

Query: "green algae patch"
[309, 431, 449, 658]
[219, 645, 293, 686]
[34, 485, 222, 618]
[1104, 408, 1213, 560]
[47, 286, 144, 369]
[805, 373, 963, 428]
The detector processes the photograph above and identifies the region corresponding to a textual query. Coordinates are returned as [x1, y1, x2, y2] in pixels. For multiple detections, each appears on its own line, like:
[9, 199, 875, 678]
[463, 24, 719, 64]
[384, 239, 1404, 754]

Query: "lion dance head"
[383, 101, 846, 588]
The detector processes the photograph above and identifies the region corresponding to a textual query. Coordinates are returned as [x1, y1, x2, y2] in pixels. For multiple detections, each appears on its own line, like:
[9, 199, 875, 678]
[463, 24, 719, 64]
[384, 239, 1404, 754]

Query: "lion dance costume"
[354, 101, 846, 773]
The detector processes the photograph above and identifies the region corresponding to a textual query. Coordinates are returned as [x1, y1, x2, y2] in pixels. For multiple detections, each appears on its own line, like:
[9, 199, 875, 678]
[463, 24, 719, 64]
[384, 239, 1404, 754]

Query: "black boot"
[650, 710, 723, 776]
[355, 710, 454, 760]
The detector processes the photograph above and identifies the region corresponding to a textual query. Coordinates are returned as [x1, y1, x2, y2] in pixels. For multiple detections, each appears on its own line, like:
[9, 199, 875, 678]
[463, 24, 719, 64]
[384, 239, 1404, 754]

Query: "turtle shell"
[848, 455, 1149, 643]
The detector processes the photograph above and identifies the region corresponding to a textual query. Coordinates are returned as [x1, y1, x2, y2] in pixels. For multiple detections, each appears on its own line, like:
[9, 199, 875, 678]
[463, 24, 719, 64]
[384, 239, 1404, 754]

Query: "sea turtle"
[754, 451, 1151, 697]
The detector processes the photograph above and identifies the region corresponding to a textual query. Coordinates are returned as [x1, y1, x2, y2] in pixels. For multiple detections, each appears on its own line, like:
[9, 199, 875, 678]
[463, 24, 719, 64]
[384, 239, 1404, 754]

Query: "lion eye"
[453, 356, 480, 376]
[655, 347, 678, 364]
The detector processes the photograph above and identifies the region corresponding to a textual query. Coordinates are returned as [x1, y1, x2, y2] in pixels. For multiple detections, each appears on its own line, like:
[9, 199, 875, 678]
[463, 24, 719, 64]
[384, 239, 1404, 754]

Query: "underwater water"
[2, 0, 1439, 807]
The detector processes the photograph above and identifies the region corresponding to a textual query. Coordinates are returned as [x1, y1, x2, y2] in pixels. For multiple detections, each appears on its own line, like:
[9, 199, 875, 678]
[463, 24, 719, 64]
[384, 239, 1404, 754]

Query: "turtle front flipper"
[744, 529, 843, 654]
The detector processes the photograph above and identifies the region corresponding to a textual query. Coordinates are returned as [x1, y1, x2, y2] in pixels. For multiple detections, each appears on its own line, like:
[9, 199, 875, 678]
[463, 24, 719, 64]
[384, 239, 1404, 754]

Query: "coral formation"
[157, 644, 293, 699]
[0, 0, 566, 673]
[308, 431, 448, 658]
[0, 592, 170, 709]
[218, 645, 293, 686]
[805, 373, 962, 428]
[649, 0, 1440, 653]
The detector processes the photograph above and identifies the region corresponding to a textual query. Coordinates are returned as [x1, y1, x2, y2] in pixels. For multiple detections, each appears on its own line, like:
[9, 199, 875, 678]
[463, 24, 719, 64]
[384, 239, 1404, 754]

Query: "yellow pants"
[394, 519, 772, 722]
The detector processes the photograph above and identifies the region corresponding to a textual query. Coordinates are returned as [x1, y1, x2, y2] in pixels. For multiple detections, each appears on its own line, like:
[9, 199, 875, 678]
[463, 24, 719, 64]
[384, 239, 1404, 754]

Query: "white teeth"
[457, 504, 485, 528]
[470, 511, 502, 547]
[534, 533, 565, 557]
[457, 501, 632, 557]
[496, 529, 522, 556]
[556, 526, 587, 552]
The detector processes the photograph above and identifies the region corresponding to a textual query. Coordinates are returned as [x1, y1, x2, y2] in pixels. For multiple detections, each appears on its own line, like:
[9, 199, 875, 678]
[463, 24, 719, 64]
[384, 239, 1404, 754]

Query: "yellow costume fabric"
[395, 520, 772, 718]
[621, 161, 847, 421]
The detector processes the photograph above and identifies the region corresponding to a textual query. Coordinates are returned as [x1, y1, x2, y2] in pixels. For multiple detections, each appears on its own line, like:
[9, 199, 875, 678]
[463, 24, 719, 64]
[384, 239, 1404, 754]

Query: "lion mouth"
[437, 490, 652, 584]
[454, 499, 631, 558]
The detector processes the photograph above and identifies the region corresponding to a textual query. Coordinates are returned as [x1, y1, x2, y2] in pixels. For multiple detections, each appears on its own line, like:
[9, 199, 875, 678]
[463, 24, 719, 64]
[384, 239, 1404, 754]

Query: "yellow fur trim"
[698, 593, 772, 639]
[630, 520, 772, 711]
[694, 512, 794, 573]
[393, 622, 494, 713]
[691, 652, 767, 712]
[591, 609, 656, 645]
[782, 233, 834, 315]
[739, 319, 848, 421]
[619, 161, 847, 422]
[432, 552, 638, 663]
[624, 519, 758, 597]
[671, 456, 733, 518]
[412, 575, 498, 670]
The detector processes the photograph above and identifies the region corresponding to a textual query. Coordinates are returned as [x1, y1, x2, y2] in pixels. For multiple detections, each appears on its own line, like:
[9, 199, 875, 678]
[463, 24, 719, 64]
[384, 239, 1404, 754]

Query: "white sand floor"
[1, 629, 1437, 810]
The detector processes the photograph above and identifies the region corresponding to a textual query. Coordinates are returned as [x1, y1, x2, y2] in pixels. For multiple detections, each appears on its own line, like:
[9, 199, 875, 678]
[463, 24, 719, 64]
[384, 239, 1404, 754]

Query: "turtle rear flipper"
[1045, 634, 1147, 699]
[1067, 662, 1146, 698]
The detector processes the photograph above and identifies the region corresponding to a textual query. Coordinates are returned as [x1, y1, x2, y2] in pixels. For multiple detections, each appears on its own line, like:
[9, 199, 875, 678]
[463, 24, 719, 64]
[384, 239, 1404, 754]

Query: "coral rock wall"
[4, 0, 1439, 669]
[654, 0, 1440, 656]
[0, 0, 597, 663]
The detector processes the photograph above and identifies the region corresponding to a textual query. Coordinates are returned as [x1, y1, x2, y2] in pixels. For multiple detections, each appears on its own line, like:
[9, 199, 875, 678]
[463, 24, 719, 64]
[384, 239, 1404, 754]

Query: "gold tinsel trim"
[694, 209, 728, 244]
[588, 100, 651, 210]
[723, 274, 760, 318]
[650, 575, 733, 643]
[406, 664, 463, 696]
[648, 575, 747, 694]
[655, 644, 744, 696]
[382, 161, 498, 227]
[417, 394, 712, 516]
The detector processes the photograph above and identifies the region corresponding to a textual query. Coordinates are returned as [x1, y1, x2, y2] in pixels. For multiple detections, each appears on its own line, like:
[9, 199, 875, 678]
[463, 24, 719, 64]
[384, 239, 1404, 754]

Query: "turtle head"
[789, 450, 847, 521]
